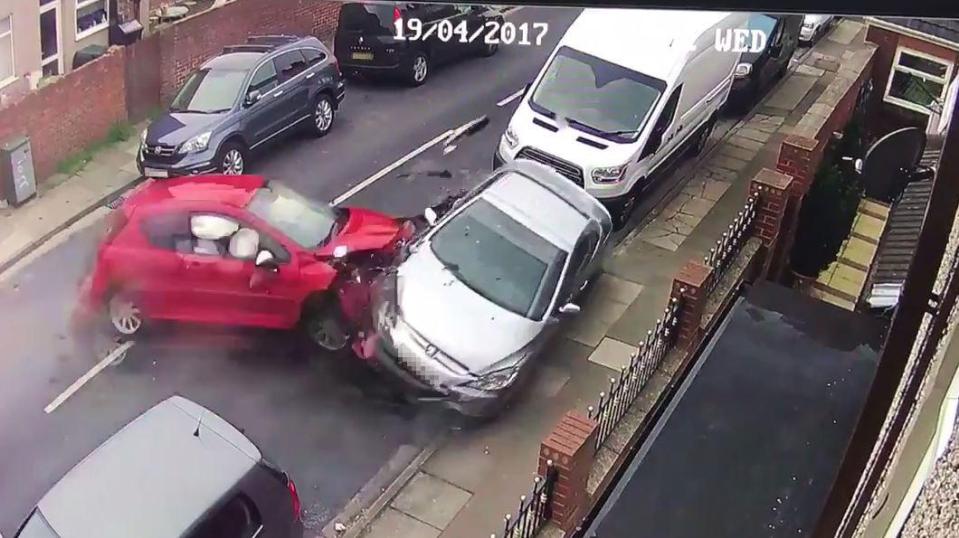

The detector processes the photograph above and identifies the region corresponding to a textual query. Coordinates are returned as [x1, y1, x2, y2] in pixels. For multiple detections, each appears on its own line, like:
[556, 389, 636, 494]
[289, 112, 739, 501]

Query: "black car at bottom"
[729, 14, 803, 111]
[334, 3, 503, 86]
[13, 396, 303, 538]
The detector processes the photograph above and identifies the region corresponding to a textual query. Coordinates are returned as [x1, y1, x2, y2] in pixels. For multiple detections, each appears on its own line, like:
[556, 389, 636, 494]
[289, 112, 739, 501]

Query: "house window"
[76, 0, 109, 41]
[883, 46, 954, 115]
[0, 15, 13, 86]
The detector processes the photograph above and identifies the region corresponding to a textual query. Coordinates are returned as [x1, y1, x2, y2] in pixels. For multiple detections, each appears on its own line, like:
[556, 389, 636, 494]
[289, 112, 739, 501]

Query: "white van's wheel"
[692, 119, 715, 156]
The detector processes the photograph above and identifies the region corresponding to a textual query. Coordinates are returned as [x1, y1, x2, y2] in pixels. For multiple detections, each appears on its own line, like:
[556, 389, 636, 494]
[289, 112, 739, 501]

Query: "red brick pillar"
[671, 261, 712, 350]
[749, 168, 796, 280]
[776, 135, 821, 196]
[539, 411, 598, 534]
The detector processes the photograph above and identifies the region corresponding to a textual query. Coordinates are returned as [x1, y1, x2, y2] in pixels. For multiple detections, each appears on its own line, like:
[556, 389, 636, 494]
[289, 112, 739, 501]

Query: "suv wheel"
[218, 142, 247, 175]
[310, 95, 336, 137]
[109, 293, 144, 337]
[408, 52, 429, 86]
[480, 41, 499, 57]
[303, 301, 349, 352]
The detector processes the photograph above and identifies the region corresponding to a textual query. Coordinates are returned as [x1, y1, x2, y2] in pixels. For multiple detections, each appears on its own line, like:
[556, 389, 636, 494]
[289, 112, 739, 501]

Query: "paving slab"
[735, 127, 773, 143]
[795, 64, 826, 77]
[567, 316, 613, 348]
[363, 508, 441, 538]
[638, 228, 685, 252]
[591, 273, 644, 304]
[829, 20, 864, 45]
[727, 135, 765, 152]
[390, 472, 472, 530]
[718, 143, 757, 163]
[532, 365, 571, 398]
[765, 74, 818, 110]
[588, 337, 639, 371]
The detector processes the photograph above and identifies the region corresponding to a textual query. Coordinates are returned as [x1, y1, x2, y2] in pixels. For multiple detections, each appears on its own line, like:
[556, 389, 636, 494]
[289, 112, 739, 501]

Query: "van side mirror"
[558, 303, 581, 316]
[244, 90, 261, 107]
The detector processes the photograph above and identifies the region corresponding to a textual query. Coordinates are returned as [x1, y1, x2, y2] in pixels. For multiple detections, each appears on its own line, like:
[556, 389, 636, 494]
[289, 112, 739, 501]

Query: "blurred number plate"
[144, 168, 169, 178]
[351, 52, 373, 60]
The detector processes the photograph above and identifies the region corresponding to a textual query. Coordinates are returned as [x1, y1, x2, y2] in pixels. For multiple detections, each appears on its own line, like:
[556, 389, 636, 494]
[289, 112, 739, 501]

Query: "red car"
[76, 175, 410, 349]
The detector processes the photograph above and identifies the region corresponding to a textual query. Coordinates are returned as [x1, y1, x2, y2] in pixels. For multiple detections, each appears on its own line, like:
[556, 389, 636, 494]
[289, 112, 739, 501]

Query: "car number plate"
[143, 167, 169, 178]
[351, 52, 373, 61]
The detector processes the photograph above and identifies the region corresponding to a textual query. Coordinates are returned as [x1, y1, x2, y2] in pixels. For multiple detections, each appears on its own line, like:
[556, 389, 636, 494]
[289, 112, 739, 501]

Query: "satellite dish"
[861, 127, 926, 203]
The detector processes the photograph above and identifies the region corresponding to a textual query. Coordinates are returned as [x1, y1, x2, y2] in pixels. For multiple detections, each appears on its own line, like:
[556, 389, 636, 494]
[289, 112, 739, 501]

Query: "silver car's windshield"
[429, 199, 567, 320]
[530, 46, 665, 141]
[247, 181, 338, 248]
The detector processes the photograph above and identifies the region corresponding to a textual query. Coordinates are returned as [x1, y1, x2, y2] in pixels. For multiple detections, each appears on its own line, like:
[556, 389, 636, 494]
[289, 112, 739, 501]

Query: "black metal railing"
[587, 296, 683, 452]
[496, 461, 558, 538]
[703, 195, 758, 294]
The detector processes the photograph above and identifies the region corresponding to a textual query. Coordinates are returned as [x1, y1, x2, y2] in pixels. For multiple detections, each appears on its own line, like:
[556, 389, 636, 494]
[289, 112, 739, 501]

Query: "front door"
[243, 61, 286, 144]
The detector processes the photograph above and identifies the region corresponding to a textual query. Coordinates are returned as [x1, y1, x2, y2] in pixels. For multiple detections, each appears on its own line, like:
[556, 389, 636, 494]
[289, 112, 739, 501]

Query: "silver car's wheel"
[221, 147, 245, 175]
[109, 295, 143, 336]
[312, 96, 335, 136]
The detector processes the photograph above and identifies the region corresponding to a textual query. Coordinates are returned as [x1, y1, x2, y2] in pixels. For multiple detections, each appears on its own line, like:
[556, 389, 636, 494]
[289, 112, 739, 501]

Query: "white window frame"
[40, 1, 63, 77]
[883, 46, 954, 116]
[0, 13, 15, 89]
[75, 0, 109, 41]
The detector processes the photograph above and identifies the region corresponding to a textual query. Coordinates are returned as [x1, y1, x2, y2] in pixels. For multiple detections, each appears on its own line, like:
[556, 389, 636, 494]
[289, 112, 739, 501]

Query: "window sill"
[883, 94, 934, 116]
[76, 23, 108, 42]
[0, 75, 17, 90]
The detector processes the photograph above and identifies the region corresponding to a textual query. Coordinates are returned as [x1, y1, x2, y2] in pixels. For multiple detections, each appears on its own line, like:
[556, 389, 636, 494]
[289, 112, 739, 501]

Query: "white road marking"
[44, 340, 135, 414]
[497, 88, 525, 107]
[331, 130, 453, 205]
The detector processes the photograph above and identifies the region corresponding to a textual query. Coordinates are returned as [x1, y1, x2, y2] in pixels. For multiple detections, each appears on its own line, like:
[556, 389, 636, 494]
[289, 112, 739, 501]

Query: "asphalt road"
[0, 6, 580, 536]
[0, 4, 806, 533]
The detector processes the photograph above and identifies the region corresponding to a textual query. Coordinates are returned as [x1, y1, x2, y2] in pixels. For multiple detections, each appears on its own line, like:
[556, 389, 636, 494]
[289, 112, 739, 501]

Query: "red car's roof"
[125, 175, 265, 210]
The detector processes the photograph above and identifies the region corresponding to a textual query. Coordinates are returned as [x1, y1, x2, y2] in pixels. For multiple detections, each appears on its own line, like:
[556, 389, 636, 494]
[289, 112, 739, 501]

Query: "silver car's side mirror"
[855, 158, 864, 174]
[558, 303, 581, 315]
[424, 207, 438, 226]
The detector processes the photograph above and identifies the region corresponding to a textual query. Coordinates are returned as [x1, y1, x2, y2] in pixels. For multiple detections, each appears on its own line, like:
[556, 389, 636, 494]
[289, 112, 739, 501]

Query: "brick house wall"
[153, 0, 341, 101]
[865, 24, 959, 136]
[0, 48, 127, 182]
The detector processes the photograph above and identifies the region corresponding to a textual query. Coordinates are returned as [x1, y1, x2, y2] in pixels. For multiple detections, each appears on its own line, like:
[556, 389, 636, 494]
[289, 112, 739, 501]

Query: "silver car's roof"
[481, 172, 587, 251]
[37, 396, 260, 538]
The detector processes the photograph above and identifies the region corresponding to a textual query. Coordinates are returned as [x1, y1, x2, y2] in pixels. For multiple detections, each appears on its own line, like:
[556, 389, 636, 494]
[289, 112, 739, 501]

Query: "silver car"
[368, 161, 613, 417]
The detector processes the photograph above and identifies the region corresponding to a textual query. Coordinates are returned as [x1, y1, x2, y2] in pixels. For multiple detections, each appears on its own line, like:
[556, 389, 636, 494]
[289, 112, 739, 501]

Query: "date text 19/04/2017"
[395, 19, 548, 46]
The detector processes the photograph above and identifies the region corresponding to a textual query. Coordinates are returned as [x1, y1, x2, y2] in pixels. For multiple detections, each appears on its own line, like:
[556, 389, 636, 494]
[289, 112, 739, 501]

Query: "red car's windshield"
[247, 181, 338, 248]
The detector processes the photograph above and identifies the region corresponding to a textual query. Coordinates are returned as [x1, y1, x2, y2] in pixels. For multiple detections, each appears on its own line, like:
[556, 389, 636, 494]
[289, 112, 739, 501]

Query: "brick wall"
[865, 24, 959, 134]
[154, 0, 342, 101]
[0, 48, 128, 183]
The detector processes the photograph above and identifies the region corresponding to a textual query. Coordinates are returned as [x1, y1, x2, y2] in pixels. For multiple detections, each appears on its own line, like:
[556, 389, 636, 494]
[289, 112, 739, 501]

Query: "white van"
[495, 8, 750, 228]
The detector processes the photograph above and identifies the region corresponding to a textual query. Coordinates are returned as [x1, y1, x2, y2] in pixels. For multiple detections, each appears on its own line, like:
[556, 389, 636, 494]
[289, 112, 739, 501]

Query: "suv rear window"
[337, 3, 396, 32]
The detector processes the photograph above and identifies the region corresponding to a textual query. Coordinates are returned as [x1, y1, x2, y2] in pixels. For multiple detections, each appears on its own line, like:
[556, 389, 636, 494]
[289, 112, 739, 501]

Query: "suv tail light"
[287, 475, 302, 521]
[393, 6, 402, 23]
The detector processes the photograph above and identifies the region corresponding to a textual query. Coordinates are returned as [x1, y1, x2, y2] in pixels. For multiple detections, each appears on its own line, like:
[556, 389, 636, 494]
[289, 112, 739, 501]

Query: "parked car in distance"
[729, 14, 803, 110]
[13, 395, 303, 538]
[138, 35, 345, 179]
[75, 175, 412, 350]
[800, 14, 837, 44]
[364, 160, 613, 417]
[494, 8, 749, 229]
[334, 2, 503, 86]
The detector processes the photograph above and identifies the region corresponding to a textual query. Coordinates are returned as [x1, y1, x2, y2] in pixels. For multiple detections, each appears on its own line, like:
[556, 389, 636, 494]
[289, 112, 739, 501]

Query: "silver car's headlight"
[463, 365, 522, 391]
[180, 131, 212, 154]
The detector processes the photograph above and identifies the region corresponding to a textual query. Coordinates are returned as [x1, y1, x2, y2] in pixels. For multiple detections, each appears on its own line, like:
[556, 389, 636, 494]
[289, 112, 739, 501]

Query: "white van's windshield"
[529, 46, 667, 143]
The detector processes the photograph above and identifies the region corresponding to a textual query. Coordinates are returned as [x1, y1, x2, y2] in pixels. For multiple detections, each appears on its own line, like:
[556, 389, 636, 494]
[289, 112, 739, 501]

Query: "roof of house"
[874, 18, 959, 46]
[582, 282, 883, 538]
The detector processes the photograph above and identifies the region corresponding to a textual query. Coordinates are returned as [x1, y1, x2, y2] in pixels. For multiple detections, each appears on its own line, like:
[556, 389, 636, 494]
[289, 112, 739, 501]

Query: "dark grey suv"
[138, 35, 346, 179]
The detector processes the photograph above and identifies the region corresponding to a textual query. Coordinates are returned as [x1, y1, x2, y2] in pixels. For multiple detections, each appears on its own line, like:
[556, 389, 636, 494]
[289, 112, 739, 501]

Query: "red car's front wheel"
[303, 301, 349, 352]
[108, 294, 144, 336]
